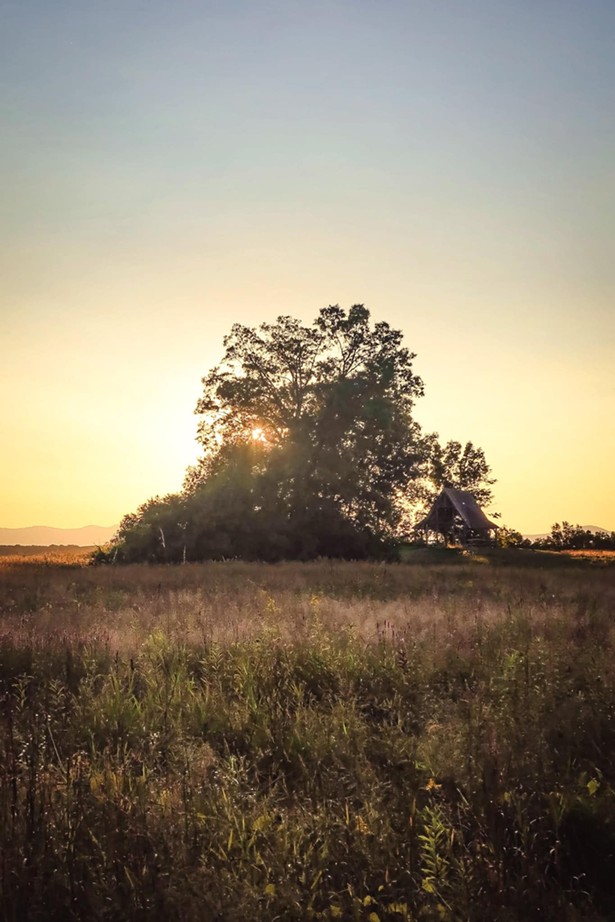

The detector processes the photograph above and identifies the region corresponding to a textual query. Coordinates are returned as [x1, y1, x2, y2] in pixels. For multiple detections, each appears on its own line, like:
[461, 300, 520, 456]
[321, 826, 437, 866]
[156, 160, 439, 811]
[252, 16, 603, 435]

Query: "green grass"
[0, 557, 614, 920]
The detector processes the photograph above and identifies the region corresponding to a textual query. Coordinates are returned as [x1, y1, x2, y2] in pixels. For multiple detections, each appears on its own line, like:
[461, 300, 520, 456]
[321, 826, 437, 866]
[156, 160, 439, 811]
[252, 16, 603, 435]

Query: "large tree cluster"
[105, 305, 495, 562]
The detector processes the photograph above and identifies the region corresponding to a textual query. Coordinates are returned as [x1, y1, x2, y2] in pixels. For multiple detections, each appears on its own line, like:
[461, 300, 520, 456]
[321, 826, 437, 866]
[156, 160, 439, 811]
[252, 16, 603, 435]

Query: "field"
[0, 546, 96, 564]
[0, 553, 614, 921]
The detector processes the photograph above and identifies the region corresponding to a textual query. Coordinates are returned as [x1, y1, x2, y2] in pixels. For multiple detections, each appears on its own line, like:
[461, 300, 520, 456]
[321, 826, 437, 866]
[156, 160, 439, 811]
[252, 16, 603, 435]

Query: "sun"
[251, 427, 267, 443]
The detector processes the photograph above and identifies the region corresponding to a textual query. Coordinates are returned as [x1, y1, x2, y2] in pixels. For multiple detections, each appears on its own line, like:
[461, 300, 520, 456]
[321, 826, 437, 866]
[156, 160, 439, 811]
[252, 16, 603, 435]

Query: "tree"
[183, 305, 426, 556]
[110, 494, 189, 563]
[404, 435, 496, 532]
[106, 304, 496, 562]
[426, 437, 495, 506]
[496, 526, 528, 548]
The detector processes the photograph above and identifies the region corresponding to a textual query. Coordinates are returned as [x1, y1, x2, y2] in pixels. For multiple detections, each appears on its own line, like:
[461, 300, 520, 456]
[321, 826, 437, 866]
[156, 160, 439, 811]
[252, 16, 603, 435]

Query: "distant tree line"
[533, 522, 615, 551]
[493, 522, 615, 551]
[96, 306, 495, 563]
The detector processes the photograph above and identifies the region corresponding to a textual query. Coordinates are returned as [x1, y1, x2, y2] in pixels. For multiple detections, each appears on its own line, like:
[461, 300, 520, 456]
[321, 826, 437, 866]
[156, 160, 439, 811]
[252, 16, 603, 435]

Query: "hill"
[0, 525, 116, 547]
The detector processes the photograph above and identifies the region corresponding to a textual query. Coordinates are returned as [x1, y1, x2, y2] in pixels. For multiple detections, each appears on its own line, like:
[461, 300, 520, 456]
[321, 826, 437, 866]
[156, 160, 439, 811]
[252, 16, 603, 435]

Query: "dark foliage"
[105, 306, 495, 562]
[534, 522, 615, 551]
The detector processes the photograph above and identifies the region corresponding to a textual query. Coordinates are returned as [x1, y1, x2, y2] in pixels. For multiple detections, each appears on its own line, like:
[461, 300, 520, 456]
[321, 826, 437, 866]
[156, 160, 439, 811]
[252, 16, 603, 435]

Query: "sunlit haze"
[2, 0, 614, 535]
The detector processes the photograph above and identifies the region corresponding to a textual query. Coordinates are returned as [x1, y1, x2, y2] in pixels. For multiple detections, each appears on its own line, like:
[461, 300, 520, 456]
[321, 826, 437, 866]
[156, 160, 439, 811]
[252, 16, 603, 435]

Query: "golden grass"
[0, 555, 611, 651]
[565, 548, 615, 560]
[0, 545, 94, 566]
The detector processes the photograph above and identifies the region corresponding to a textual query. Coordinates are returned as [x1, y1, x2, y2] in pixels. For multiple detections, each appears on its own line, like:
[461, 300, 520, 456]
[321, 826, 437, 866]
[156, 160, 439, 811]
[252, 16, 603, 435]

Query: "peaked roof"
[418, 487, 498, 531]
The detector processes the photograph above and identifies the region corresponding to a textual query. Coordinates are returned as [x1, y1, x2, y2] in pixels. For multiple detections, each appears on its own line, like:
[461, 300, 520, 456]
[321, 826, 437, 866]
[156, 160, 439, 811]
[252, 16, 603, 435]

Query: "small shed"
[417, 487, 498, 545]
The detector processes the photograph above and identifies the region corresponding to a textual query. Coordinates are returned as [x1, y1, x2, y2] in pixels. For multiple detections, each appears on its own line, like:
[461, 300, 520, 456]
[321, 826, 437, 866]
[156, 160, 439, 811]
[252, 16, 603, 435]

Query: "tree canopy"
[410, 436, 495, 512]
[104, 305, 496, 562]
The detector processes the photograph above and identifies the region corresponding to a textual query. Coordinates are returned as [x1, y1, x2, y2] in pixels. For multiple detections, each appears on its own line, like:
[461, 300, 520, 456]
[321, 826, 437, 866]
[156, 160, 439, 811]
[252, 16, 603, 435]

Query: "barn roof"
[418, 487, 498, 532]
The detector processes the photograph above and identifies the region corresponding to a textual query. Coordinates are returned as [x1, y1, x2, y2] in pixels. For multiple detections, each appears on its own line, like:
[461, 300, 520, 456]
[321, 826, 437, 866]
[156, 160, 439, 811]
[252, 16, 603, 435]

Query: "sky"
[1, 0, 614, 535]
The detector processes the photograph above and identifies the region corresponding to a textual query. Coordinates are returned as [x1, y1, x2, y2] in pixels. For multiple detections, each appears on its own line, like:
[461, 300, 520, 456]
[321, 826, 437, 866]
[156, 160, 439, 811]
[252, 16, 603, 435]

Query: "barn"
[417, 487, 498, 546]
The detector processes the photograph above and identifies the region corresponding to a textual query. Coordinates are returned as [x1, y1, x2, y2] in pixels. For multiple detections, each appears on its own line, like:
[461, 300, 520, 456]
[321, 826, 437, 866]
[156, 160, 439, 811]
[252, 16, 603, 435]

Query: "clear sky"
[1, 0, 614, 534]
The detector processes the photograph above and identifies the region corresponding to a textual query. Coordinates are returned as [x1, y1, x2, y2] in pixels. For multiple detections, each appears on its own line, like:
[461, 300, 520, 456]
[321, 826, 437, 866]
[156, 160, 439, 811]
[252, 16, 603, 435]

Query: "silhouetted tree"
[496, 526, 528, 548]
[534, 522, 615, 551]
[105, 305, 496, 562]
[404, 435, 496, 535]
[111, 494, 188, 563]
[184, 305, 426, 556]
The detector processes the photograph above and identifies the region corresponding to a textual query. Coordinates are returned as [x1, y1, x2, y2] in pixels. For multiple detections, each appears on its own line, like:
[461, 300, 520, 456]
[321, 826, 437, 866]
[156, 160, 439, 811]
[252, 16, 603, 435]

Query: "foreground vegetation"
[1, 554, 614, 920]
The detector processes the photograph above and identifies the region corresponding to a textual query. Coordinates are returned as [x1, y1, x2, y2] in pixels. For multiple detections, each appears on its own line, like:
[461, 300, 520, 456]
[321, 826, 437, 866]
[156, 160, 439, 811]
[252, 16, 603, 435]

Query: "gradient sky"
[1, 0, 614, 534]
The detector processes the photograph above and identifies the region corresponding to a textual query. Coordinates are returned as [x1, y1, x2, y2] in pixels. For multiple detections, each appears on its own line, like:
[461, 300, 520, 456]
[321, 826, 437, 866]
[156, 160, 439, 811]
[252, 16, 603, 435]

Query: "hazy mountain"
[0, 525, 117, 547]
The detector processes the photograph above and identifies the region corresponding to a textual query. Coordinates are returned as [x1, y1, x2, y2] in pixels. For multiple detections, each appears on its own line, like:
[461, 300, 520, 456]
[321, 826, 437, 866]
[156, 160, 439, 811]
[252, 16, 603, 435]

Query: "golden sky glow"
[1, 1, 614, 534]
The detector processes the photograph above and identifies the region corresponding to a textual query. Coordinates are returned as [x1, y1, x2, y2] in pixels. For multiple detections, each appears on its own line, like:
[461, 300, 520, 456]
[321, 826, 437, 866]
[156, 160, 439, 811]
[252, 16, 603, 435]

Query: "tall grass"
[0, 557, 614, 920]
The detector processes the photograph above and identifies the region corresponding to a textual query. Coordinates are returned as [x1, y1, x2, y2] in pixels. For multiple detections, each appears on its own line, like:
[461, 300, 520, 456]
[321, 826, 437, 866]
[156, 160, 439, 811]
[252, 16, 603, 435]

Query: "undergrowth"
[0, 559, 614, 921]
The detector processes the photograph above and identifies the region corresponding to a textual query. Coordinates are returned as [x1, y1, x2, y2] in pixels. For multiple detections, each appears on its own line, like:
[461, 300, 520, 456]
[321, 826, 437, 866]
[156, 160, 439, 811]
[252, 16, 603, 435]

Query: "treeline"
[534, 522, 615, 551]
[496, 522, 615, 551]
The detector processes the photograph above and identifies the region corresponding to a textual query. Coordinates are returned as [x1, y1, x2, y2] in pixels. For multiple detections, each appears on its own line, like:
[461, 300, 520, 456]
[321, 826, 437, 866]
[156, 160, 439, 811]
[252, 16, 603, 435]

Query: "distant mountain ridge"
[0, 525, 117, 547]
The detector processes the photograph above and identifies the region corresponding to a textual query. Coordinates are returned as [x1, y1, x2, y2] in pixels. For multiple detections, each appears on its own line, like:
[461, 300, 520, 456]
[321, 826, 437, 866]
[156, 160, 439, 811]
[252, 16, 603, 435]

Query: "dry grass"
[0, 546, 94, 566]
[564, 549, 615, 561]
[1, 554, 612, 650]
[0, 555, 614, 921]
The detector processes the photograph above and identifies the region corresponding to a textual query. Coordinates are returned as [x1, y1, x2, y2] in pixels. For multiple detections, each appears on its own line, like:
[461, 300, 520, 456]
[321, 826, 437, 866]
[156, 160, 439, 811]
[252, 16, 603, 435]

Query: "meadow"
[0, 552, 614, 921]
